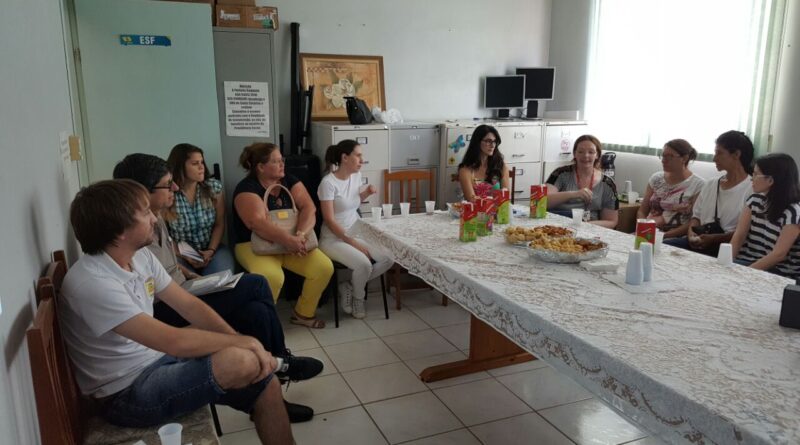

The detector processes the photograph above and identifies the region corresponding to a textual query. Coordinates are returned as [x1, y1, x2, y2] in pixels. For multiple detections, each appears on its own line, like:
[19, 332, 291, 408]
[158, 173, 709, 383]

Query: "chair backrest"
[28, 251, 84, 445]
[383, 169, 435, 213]
[510, 166, 517, 205]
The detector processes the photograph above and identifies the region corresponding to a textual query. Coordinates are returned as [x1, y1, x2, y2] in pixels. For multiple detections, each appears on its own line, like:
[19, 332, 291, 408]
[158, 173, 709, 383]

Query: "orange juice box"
[459, 201, 477, 242]
[634, 219, 657, 249]
[530, 185, 548, 219]
[475, 198, 488, 237]
[484, 195, 496, 233]
[495, 188, 510, 224]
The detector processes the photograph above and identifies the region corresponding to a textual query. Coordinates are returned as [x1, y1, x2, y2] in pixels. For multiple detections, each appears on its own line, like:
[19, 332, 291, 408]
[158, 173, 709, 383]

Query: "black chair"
[330, 261, 389, 328]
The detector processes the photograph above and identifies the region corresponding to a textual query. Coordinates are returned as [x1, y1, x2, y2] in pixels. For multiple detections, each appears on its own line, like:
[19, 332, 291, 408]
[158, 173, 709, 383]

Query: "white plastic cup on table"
[571, 208, 584, 225]
[654, 230, 664, 255]
[625, 180, 633, 196]
[425, 200, 435, 215]
[639, 242, 653, 282]
[157, 423, 182, 445]
[371, 207, 382, 224]
[718, 243, 733, 266]
[382, 203, 393, 218]
[400, 202, 411, 217]
[627, 191, 639, 204]
[625, 250, 644, 285]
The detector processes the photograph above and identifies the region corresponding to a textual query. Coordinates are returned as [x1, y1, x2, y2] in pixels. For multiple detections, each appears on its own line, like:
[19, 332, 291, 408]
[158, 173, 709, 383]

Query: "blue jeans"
[102, 354, 272, 427]
[181, 245, 237, 275]
[155, 274, 288, 356]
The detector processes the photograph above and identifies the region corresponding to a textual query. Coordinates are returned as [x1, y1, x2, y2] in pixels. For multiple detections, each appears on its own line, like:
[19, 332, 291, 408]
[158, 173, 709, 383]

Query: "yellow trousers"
[235, 242, 334, 318]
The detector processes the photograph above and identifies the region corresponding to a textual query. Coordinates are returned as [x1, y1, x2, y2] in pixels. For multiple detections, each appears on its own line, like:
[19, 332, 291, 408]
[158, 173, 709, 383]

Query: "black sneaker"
[284, 400, 314, 423]
[277, 355, 323, 382]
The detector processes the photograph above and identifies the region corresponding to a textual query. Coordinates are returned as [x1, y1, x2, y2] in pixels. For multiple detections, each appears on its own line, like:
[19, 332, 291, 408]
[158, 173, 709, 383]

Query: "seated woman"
[165, 143, 235, 275]
[318, 140, 394, 319]
[545, 135, 619, 229]
[233, 142, 334, 329]
[731, 153, 800, 278]
[457, 125, 510, 201]
[637, 139, 705, 238]
[664, 130, 754, 256]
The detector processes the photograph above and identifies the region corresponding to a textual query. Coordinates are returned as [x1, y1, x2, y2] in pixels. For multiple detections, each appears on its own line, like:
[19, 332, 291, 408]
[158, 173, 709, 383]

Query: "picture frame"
[299, 53, 386, 121]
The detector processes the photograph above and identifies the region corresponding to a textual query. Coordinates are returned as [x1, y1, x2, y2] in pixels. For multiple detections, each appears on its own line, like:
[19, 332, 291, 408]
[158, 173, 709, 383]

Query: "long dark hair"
[755, 153, 800, 223]
[324, 139, 359, 172]
[716, 130, 754, 175]
[458, 125, 505, 184]
[239, 142, 280, 177]
[167, 143, 214, 207]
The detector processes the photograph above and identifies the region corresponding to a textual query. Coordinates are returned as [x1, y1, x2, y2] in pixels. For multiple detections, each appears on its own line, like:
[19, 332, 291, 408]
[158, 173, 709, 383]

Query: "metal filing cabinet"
[387, 122, 440, 209]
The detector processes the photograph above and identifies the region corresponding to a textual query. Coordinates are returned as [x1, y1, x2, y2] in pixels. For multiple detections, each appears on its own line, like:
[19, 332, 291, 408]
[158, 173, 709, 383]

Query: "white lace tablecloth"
[353, 212, 800, 445]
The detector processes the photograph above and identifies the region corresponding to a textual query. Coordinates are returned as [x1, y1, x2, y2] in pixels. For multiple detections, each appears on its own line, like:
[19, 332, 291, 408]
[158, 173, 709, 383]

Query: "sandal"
[290, 313, 326, 329]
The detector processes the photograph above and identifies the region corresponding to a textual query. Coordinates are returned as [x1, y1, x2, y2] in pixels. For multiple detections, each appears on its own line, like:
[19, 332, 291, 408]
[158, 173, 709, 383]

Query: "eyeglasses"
[658, 153, 682, 160]
[151, 179, 175, 190]
[752, 174, 772, 180]
[267, 158, 286, 165]
[481, 138, 498, 145]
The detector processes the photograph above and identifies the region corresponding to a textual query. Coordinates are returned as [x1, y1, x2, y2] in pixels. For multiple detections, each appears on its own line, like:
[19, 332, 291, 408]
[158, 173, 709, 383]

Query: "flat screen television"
[515, 67, 556, 118]
[484, 75, 525, 119]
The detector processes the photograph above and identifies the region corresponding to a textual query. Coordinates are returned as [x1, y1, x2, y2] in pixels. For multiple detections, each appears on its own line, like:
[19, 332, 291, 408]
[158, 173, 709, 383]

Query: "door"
[74, 0, 221, 180]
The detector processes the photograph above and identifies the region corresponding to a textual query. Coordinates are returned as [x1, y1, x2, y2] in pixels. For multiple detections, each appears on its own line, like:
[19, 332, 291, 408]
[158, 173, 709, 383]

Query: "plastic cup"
[425, 200, 435, 215]
[571, 208, 583, 225]
[625, 250, 643, 285]
[627, 191, 639, 204]
[157, 423, 182, 445]
[718, 243, 733, 266]
[382, 203, 393, 218]
[371, 207, 382, 224]
[639, 242, 653, 282]
[400, 202, 411, 217]
[654, 230, 664, 255]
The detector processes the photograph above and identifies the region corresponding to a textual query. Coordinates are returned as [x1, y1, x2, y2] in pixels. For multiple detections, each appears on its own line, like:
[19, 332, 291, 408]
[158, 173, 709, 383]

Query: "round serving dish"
[504, 225, 576, 246]
[527, 238, 609, 263]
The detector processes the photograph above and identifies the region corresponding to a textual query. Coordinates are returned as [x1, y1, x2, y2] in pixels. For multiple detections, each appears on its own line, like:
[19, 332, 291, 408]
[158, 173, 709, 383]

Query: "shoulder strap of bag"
[714, 177, 721, 222]
[262, 183, 298, 220]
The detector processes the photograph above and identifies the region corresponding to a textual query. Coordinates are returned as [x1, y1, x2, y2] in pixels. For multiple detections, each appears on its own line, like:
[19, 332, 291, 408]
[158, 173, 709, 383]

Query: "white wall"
[258, 0, 552, 143]
[0, 0, 81, 443]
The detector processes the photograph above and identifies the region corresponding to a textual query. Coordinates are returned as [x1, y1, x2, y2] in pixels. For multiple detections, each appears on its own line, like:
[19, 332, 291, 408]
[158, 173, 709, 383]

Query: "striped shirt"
[737, 194, 800, 278]
[167, 178, 223, 251]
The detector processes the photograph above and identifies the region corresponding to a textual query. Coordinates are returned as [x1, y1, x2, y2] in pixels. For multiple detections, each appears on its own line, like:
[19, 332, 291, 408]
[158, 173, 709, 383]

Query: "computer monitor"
[484, 75, 525, 119]
[515, 67, 555, 119]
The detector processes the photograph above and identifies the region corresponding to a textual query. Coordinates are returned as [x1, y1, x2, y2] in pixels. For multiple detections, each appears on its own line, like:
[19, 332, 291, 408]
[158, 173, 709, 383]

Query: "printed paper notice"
[224, 81, 269, 137]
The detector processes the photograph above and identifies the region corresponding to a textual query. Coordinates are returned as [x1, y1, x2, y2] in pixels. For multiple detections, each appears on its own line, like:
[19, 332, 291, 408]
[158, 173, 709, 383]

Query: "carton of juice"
[484, 196, 496, 233]
[495, 188, 510, 225]
[530, 185, 548, 219]
[475, 198, 488, 237]
[459, 201, 478, 242]
[634, 219, 657, 249]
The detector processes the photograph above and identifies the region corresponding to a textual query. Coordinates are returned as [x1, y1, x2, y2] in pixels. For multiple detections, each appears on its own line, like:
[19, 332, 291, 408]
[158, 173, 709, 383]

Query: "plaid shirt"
[167, 178, 222, 250]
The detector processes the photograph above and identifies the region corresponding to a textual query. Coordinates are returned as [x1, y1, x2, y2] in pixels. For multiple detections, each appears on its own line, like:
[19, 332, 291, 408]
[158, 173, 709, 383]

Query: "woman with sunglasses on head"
[456, 125, 510, 201]
[731, 153, 800, 277]
[165, 143, 235, 275]
[637, 139, 705, 238]
[546, 134, 619, 228]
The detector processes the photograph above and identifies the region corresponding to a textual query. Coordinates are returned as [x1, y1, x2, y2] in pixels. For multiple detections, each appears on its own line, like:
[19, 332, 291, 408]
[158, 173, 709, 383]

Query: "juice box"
[634, 219, 657, 249]
[475, 198, 488, 237]
[495, 188, 510, 225]
[484, 196, 496, 233]
[459, 201, 477, 242]
[530, 185, 548, 219]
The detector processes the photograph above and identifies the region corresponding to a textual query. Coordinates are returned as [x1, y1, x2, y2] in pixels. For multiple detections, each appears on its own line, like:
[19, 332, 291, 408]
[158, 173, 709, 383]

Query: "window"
[585, 0, 786, 156]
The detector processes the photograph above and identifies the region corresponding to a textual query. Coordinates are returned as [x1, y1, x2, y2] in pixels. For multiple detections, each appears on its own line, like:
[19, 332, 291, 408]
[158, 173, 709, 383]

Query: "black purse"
[693, 178, 725, 235]
[344, 96, 373, 125]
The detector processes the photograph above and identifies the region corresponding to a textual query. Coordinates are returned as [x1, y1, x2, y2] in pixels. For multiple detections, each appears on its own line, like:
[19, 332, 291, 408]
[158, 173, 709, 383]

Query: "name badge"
[144, 278, 156, 299]
[277, 211, 289, 220]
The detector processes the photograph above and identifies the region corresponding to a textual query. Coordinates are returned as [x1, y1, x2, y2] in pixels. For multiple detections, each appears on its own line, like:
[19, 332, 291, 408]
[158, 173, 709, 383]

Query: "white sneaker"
[352, 299, 366, 319]
[339, 281, 353, 314]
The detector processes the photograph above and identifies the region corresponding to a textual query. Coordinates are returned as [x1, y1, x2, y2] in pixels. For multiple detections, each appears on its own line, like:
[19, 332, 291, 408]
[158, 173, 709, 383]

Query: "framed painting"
[299, 53, 386, 121]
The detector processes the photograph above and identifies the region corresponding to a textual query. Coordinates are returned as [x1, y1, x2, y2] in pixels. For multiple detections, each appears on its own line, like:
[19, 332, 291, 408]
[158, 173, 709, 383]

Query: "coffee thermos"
[601, 152, 616, 178]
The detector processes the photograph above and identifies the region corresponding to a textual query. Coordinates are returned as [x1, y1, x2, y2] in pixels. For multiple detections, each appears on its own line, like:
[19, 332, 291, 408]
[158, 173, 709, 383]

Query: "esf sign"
[119, 35, 171, 47]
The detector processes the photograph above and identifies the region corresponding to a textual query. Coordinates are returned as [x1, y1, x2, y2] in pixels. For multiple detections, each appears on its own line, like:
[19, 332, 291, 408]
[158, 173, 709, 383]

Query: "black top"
[232, 174, 301, 245]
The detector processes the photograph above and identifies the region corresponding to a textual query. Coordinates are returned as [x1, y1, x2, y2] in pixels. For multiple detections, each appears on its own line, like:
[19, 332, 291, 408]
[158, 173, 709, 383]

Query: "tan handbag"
[251, 183, 318, 255]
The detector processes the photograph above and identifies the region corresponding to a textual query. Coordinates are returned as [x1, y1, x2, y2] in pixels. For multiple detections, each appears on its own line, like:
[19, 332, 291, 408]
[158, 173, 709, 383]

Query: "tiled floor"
[218, 285, 663, 445]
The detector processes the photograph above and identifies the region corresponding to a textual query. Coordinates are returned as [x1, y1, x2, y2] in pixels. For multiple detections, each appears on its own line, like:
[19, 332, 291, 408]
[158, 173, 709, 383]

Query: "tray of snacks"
[527, 235, 608, 263]
[446, 202, 463, 218]
[504, 225, 575, 246]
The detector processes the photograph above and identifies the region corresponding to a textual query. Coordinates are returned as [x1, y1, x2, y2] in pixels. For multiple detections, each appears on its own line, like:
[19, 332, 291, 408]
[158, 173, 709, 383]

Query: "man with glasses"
[113, 153, 322, 423]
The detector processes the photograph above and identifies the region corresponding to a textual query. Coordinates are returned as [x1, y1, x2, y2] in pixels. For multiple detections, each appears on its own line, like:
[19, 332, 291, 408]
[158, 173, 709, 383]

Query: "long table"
[353, 212, 800, 445]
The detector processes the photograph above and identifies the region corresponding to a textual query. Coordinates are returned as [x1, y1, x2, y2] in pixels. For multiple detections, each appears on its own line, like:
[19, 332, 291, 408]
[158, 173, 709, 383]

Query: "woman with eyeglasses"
[456, 125, 510, 201]
[165, 143, 236, 275]
[546, 134, 619, 228]
[636, 139, 705, 238]
[731, 153, 800, 277]
[232, 143, 334, 329]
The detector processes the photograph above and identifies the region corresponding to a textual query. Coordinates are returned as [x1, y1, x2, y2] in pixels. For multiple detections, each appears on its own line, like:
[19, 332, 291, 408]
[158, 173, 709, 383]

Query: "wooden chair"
[510, 166, 517, 204]
[28, 251, 220, 445]
[382, 169, 449, 309]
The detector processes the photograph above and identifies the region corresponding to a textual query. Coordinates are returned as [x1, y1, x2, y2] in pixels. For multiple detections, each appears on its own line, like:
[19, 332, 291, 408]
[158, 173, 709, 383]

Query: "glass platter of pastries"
[504, 225, 608, 263]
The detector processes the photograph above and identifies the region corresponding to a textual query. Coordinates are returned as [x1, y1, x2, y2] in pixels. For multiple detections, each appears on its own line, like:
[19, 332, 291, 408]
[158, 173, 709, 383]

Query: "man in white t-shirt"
[59, 179, 291, 444]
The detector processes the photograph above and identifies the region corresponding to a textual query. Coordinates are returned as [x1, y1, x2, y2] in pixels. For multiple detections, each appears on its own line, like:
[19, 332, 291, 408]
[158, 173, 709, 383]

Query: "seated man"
[113, 153, 320, 422]
[59, 179, 291, 444]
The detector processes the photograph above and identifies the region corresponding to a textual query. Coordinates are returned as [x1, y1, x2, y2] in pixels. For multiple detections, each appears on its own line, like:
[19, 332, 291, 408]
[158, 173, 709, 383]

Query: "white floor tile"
[404, 351, 493, 389]
[311, 318, 376, 346]
[342, 362, 428, 404]
[366, 308, 429, 336]
[496, 366, 593, 410]
[289, 347, 337, 377]
[292, 406, 388, 445]
[395, 288, 447, 309]
[382, 329, 457, 360]
[218, 427, 261, 445]
[283, 374, 360, 414]
[410, 302, 470, 328]
[433, 378, 531, 426]
[486, 357, 549, 377]
[283, 327, 319, 351]
[470, 412, 574, 445]
[365, 392, 463, 444]
[215, 404, 253, 435]
[402, 428, 481, 445]
[323, 337, 400, 372]
[434, 323, 470, 350]
[539, 399, 646, 445]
